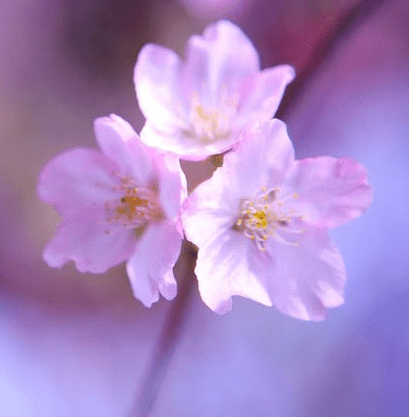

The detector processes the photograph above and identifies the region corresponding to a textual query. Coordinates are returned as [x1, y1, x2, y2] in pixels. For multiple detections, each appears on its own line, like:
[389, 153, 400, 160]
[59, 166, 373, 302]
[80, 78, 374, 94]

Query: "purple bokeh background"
[1, 0, 408, 415]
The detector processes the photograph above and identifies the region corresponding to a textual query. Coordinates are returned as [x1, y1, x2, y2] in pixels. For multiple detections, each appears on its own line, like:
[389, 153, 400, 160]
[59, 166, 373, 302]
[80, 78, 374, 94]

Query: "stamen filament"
[235, 186, 304, 251]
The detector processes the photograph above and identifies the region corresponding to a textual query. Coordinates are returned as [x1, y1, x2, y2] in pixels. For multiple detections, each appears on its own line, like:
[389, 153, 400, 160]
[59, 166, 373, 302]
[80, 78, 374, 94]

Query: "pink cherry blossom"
[182, 119, 372, 320]
[38, 114, 186, 307]
[134, 20, 295, 161]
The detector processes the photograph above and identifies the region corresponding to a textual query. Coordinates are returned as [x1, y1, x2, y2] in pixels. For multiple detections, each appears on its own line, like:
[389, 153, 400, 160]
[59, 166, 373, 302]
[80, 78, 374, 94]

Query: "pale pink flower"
[182, 119, 372, 320]
[38, 114, 186, 307]
[134, 20, 295, 160]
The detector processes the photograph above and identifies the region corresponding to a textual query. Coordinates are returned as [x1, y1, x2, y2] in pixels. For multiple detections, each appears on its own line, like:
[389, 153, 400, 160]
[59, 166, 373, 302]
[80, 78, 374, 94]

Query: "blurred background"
[1, 0, 409, 416]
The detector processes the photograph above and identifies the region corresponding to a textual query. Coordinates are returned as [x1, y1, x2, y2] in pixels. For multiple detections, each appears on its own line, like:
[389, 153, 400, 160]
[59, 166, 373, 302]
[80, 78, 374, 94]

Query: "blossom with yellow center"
[38, 114, 186, 308]
[134, 20, 295, 160]
[182, 119, 372, 320]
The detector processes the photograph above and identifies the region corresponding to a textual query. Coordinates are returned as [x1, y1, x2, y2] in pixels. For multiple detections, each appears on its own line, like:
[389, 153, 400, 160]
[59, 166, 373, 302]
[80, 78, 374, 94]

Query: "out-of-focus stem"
[128, 240, 197, 417]
[275, 0, 389, 120]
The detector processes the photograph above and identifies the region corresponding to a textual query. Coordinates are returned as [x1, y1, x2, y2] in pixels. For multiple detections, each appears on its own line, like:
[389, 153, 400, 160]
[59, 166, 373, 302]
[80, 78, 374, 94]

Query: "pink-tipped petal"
[195, 230, 272, 314]
[94, 115, 154, 186]
[134, 44, 188, 133]
[43, 208, 136, 273]
[183, 20, 260, 106]
[267, 227, 346, 321]
[235, 65, 296, 128]
[289, 156, 373, 229]
[38, 148, 119, 217]
[126, 220, 182, 307]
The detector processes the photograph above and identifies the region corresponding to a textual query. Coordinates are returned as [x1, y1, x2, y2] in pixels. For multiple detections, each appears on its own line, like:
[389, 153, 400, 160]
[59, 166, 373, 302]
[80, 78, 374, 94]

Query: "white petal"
[224, 119, 295, 197]
[267, 227, 346, 321]
[38, 148, 119, 218]
[134, 44, 189, 132]
[235, 65, 295, 128]
[126, 221, 182, 307]
[195, 230, 272, 313]
[43, 207, 136, 273]
[183, 20, 260, 107]
[94, 115, 154, 186]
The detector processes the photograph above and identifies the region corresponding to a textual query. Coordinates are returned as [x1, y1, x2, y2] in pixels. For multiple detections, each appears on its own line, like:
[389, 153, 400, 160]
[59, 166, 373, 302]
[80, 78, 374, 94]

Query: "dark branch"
[128, 240, 197, 417]
[276, 0, 389, 120]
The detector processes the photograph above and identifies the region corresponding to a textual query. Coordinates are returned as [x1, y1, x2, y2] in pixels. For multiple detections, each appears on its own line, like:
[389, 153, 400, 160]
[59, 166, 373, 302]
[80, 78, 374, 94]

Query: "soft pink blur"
[1, 0, 409, 416]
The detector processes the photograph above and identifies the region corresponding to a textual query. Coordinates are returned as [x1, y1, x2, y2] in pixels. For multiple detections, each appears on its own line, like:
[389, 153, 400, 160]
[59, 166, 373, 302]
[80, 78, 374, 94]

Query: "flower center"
[104, 172, 163, 232]
[188, 91, 238, 144]
[235, 187, 304, 252]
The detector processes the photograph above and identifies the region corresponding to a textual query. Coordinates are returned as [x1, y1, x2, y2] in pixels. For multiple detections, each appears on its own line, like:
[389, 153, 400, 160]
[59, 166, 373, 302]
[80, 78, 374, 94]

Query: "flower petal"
[183, 20, 260, 106]
[235, 65, 296, 129]
[181, 151, 244, 249]
[94, 114, 154, 187]
[43, 207, 136, 273]
[156, 153, 187, 221]
[182, 194, 234, 252]
[224, 119, 295, 197]
[140, 122, 236, 162]
[267, 227, 346, 321]
[194, 230, 272, 314]
[126, 220, 182, 307]
[288, 156, 373, 228]
[38, 148, 119, 217]
[134, 44, 188, 133]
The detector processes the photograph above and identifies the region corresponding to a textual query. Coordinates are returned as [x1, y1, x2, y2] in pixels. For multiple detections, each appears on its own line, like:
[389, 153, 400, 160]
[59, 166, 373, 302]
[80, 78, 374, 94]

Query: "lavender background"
[1, 0, 408, 416]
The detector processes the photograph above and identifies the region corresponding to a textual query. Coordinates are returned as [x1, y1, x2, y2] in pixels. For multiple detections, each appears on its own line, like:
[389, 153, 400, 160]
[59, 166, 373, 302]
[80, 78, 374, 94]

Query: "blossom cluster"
[39, 21, 372, 320]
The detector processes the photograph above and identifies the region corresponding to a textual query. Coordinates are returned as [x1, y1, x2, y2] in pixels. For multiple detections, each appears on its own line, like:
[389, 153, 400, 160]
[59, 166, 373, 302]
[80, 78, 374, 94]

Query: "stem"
[275, 0, 389, 120]
[128, 240, 197, 417]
